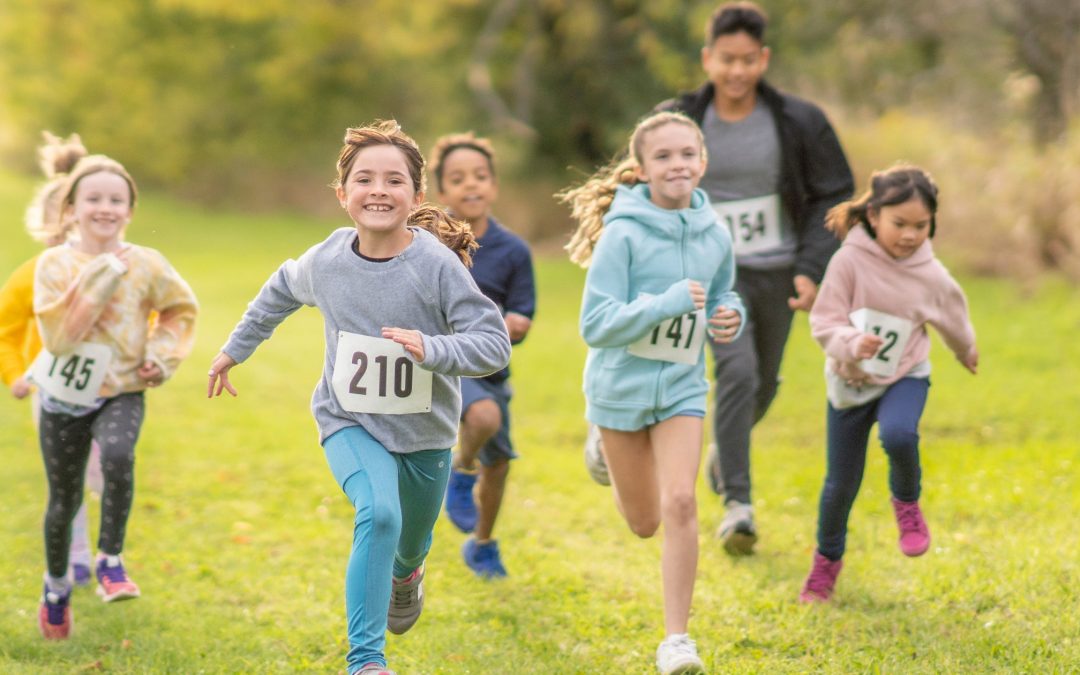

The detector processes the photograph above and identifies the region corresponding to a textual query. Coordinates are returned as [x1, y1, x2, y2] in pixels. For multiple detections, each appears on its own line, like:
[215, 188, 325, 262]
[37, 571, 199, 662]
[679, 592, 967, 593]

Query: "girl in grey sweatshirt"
[208, 121, 510, 675]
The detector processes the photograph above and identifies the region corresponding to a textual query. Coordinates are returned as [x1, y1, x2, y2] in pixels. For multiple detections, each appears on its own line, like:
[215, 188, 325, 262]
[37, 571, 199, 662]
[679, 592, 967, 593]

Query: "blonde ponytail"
[25, 131, 89, 243]
[408, 203, 478, 267]
[558, 158, 639, 267]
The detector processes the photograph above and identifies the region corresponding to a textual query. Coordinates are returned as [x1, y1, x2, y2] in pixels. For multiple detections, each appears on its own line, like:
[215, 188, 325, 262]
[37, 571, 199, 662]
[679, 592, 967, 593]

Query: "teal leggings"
[322, 426, 451, 672]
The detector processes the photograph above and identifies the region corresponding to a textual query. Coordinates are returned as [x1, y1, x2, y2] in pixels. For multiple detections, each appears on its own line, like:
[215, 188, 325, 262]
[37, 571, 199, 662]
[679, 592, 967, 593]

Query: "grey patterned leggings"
[39, 392, 144, 577]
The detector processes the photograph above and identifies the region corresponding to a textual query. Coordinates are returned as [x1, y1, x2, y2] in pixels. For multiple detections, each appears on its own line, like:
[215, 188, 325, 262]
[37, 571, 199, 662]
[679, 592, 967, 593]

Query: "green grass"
[2, 169, 1079, 673]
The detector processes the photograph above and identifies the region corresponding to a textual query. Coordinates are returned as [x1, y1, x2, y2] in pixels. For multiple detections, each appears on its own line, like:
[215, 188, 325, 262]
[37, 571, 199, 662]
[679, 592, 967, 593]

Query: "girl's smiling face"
[70, 171, 132, 250]
[868, 196, 933, 259]
[337, 144, 423, 237]
[634, 122, 706, 210]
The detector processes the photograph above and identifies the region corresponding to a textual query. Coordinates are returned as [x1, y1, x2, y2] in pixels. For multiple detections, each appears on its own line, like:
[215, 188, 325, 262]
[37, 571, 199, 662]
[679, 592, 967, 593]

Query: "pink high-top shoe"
[891, 497, 930, 557]
[799, 551, 843, 603]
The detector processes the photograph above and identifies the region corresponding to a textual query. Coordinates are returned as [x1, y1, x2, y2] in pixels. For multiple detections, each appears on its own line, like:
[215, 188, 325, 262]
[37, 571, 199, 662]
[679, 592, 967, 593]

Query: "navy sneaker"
[462, 538, 508, 579]
[445, 468, 478, 533]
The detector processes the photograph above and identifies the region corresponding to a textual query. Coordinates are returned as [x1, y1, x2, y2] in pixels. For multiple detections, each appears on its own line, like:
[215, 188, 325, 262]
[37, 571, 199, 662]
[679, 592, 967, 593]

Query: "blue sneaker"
[38, 582, 73, 639]
[462, 538, 508, 579]
[445, 469, 478, 533]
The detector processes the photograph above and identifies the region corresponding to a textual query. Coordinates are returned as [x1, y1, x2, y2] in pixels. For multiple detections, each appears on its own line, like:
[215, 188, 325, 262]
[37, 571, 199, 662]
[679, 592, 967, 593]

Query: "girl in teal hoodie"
[562, 111, 745, 675]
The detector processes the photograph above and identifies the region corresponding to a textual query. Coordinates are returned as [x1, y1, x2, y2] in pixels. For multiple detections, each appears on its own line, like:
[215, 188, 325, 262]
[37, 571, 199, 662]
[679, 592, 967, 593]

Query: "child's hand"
[853, 333, 884, 360]
[137, 360, 164, 387]
[207, 352, 238, 397]
[961, 345, 979, 374]
[687, 280, 706, 310]
[10, 376, 32, 399]
[709, 306, 741, 343]
[382, 327, 425, 362]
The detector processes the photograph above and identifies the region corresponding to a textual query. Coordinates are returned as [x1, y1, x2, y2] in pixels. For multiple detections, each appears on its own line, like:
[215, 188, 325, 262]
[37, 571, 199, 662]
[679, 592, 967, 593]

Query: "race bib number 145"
[30, 342, 112, 407]
[332, 331, 433, 414]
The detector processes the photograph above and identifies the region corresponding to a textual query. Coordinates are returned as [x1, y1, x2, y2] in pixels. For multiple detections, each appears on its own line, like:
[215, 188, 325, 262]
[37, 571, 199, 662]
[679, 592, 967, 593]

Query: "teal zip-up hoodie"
[580, 184, 745, 430]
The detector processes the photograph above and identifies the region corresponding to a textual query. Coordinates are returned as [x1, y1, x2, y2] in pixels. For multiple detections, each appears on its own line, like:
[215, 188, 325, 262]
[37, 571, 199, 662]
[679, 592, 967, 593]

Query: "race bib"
[848, 308, 915, 378]
[332, 331, 433, 414]
[713, 194, 782, 256]
[30, 342, 112, 407]
[628, 297, 707, 365]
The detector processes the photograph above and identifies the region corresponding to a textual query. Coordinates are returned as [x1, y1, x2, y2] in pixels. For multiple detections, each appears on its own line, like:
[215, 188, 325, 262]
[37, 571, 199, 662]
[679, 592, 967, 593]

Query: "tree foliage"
[0, 0, 1075, 206]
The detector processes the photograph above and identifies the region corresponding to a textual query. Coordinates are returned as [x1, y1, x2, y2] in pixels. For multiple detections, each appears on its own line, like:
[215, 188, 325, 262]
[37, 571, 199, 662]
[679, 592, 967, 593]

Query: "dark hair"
[706, 2, 768, 45]
[825, 164, 939, 240]
[429, 133, 497, 192]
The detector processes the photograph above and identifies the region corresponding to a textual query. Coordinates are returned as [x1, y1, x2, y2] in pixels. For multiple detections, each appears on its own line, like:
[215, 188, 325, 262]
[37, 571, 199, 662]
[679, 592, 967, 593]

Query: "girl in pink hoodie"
[799, 164, 978, 603]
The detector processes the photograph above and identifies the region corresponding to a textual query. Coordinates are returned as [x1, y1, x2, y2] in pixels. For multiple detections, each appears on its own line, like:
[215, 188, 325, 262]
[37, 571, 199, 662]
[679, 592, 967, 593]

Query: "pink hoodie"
[810, 225, 975, 397]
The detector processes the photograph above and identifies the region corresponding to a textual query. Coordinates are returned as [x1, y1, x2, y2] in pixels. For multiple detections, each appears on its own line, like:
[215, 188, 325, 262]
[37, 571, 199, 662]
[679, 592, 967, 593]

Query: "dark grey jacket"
[657, 80, 854, 283]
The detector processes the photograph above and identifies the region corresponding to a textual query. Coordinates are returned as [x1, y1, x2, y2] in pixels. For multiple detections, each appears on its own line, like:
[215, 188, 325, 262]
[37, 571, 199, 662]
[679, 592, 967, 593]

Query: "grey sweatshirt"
[222, 227, 511, 452]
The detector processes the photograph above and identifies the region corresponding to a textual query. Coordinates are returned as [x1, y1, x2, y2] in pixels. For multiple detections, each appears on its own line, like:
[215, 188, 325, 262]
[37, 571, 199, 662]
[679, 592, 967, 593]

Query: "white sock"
[44, 572, 71, 595]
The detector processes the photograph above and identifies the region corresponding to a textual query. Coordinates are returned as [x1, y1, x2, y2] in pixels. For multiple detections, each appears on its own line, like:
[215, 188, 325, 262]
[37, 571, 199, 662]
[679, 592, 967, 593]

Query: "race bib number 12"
[30, 342, 112, 407]
[332, 331, 433, 414]
[848, 308, 915, 378]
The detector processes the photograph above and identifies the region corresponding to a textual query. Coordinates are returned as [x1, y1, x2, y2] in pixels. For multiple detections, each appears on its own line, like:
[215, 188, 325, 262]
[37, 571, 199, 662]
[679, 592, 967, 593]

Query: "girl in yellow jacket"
[32, 153, 197, 639]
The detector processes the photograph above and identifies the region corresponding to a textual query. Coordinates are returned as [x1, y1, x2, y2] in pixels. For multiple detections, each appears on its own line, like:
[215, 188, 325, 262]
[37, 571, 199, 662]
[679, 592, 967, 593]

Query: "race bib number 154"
[332, 332, 433, 414]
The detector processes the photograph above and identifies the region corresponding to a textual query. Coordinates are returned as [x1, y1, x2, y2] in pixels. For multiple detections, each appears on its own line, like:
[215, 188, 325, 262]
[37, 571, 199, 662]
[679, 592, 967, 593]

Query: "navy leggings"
[816, 377, 929, 561]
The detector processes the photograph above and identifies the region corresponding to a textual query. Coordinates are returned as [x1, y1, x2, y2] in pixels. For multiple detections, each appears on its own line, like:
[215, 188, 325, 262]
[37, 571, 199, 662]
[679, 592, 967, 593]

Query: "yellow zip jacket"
[34, 244, 198, 397]
[0, 254, 42, 386]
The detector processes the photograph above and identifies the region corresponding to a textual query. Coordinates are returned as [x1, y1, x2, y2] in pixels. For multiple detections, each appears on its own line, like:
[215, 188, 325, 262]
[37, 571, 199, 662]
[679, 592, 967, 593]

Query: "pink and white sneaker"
[95, 555, 141, 602]
[799, 551, 843, 603]
[891, 497, 931, 557]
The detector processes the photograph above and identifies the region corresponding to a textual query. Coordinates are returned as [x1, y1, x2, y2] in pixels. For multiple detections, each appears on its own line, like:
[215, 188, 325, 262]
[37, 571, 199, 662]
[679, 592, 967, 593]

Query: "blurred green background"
[1, 0, 1078, 280]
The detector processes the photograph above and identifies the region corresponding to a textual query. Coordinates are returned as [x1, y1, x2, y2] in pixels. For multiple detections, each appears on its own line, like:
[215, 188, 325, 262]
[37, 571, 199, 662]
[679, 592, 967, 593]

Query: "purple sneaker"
[445, 468, 478, 533]
[891, 497, 930, 557]
[38, 583, 73, 639]
[71, 563, 92, 587]
[799, 551, 843, 603]
[95, 555, 140, 602]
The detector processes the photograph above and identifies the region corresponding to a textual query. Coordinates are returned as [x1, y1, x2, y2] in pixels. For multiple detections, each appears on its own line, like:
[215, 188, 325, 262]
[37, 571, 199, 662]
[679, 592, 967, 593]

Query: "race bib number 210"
[332, 332, 433, 414]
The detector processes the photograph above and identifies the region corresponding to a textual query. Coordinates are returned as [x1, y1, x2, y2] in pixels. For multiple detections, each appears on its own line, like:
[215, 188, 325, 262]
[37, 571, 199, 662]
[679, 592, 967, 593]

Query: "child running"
[207, 120, 511, 675]
[33, 152, 198, 638]
[799, 164, 977, 603]
[1, 132, 105, 589]
[429, 132, 536, 578]
[561, 111, 744, 675]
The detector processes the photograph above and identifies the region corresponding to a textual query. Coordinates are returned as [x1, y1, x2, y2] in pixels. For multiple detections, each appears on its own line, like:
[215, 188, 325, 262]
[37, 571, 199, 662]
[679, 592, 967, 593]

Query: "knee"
[719, 358, 759, 396]
[879, 427, 919, 459]
[822, 476, 859, 506]
[463, 400, 501, 439]
[626, 514, 661, 539]
[661, 491, 697, 527]
[361, 500, 402, 542]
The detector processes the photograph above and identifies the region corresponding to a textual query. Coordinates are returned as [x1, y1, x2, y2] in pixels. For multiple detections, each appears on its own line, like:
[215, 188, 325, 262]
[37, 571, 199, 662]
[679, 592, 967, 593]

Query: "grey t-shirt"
[222, 227, 511, 451]
[700, 99, 796, 269]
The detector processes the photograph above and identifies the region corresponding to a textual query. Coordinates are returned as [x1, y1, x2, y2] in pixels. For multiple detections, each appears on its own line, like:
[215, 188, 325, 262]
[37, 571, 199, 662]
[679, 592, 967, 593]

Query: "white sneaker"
[583, 424, 610, 486]
[718, 500, 757, 556]
[655, 633, 705, 674]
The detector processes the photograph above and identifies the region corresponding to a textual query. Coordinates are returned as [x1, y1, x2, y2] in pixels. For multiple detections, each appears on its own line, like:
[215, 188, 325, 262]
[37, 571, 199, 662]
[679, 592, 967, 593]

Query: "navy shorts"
[460, 377, 517, 466]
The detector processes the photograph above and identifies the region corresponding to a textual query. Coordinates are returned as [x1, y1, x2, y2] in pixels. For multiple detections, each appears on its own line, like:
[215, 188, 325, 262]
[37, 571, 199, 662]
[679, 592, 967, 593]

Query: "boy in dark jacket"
[658, 1, 854, 555]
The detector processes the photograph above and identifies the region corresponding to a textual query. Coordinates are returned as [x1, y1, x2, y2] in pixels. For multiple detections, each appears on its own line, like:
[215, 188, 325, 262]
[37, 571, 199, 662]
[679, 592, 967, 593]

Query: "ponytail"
[408, 203, 478, 267]
[25, 131, 89, 243]
[558, 157, 640, 267]
[559, 111, 702, 267]
[828, 163, 940, 241]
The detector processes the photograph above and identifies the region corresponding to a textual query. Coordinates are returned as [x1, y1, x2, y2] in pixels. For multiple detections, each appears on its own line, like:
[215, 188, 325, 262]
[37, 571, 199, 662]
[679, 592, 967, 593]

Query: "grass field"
[2, 170, 1079, 673]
